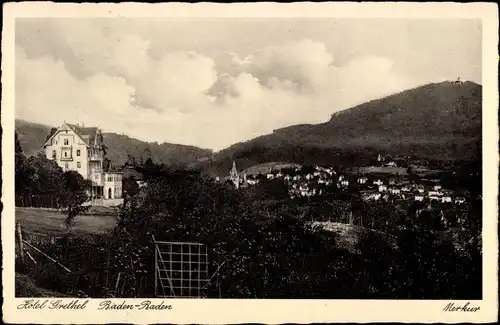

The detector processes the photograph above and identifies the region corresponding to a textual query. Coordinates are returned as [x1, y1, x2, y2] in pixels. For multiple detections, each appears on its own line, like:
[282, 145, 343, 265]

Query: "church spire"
[230, 160, 240, 189]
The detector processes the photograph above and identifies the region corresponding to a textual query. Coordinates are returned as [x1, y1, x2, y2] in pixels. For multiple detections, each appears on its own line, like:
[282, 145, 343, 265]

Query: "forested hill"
[207, 81, 481, 175]
[15, 119, 213, 167]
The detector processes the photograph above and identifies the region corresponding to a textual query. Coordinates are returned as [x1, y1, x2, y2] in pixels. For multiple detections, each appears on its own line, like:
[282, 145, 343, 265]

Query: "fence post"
[16, 223, 25, 262]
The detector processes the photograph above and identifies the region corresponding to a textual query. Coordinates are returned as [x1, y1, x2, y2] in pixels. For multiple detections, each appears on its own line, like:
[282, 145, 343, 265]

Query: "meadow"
[16, 207, 117, 236]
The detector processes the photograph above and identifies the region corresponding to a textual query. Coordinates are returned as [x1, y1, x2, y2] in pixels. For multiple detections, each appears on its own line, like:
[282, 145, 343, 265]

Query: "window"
[77, 162, 81, 168]
[52, 150, 56, 159]
[64, 152, 68, 158]
[64, 163, 69, 169]
[77, 149, 81, 156]
[64, 139, 69, 145]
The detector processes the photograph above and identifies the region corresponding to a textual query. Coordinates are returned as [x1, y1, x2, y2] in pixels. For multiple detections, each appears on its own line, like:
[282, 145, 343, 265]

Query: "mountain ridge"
[205, 81, 481, 176]
[15, 81, 481, 175]
[15, 119, 214, 167]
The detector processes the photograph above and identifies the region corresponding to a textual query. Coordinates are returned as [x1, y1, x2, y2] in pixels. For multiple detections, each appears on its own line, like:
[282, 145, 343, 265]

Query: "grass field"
[348, 166, 409, 175]
[16, 207, 118, 236]
[241, 161, 302, 176]
[348, 166, 441, 177]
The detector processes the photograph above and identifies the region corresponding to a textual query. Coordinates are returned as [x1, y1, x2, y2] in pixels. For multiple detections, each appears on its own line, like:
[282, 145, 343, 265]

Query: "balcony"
[90, 171, 103, 186]
[89, 149, 104, 161]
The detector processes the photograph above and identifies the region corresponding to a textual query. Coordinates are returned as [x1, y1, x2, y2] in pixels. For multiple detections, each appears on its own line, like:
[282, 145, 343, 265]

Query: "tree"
[355, 230, 397, 297]
[123, 177, 139, 199]
[26, 153, 65, 196]
[125, 154, 136, 167]
[15, 132, 34, 195]
[116, 163, 353, 298]
[245, 179, 290, 201]
[141, 148, 153, 166]
[62, 171, 92, 230]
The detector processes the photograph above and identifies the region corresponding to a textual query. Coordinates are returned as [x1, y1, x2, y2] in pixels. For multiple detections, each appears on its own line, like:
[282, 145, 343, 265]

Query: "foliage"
[122, 177, 139, 199]
[15, 132, 35, 195]
[15, 141, 91, 227]
[25, 153, 65, 196]
[16, 160, 482, 299]
[243, 179, 290, 201]
[62, 171, 92, 229]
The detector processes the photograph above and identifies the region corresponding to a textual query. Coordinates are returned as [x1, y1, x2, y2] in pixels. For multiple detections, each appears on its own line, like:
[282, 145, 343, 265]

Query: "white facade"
[104, 172, 123, 199]
[43, 123, 91, 179]
[441, 196, 452, 203]
[43, 122, 123, 203]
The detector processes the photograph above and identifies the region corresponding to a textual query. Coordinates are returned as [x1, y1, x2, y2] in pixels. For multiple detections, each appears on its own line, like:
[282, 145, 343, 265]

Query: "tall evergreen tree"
[15, 132, 34, 195]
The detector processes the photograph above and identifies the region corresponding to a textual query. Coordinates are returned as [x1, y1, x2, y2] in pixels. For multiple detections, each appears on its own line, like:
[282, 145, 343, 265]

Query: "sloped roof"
[122, 167, 145, 180]
[44, 123, 103, 148]
[45, 127, 58, 143]
[67, 124, 101, 147]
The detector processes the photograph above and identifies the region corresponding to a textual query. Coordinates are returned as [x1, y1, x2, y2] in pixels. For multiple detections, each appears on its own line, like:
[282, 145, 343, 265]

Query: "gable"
[42, 123, 88, 148]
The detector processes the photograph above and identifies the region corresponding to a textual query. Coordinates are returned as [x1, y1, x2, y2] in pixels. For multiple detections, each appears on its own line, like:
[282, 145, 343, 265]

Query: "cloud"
[16, 26, 423, 151]
[245, 39, 335, 92]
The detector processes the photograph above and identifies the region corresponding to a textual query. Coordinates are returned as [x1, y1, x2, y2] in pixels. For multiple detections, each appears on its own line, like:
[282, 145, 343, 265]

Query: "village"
[225, 155, 469, 206]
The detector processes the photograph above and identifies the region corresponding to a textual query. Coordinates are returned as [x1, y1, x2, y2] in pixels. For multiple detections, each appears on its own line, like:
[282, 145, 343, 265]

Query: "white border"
[2, 2, 498, 324]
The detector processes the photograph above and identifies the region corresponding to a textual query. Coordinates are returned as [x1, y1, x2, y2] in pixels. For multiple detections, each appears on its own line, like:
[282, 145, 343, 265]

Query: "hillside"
[240, 162, 302, 176]
[211, 81, 482, 174]
[15, 119, 213, 167]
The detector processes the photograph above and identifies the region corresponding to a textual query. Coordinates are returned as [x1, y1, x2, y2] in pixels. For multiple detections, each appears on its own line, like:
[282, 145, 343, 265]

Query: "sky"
[15, 18, 482, 151]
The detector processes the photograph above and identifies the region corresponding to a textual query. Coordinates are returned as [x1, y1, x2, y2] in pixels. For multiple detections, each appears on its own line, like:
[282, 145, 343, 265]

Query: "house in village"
[389, 188, 401, 195]
[401, 185, 412, 192]
[441, 196, 452, 203]
[378, 185, 388, 192]
[122, 166, 147, 189]
[362, 191, 381, 201]
[357, 177, 368, 184]
[428, 190, 443, 198]
[42, 122, 123, 206]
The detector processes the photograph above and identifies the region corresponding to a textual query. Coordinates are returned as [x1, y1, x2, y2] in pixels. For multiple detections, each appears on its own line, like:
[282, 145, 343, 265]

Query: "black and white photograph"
[2, 2, 498, 324]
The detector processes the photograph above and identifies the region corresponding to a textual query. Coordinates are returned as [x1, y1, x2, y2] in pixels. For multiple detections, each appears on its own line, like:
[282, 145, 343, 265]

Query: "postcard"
[2, 2, 498, 324]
